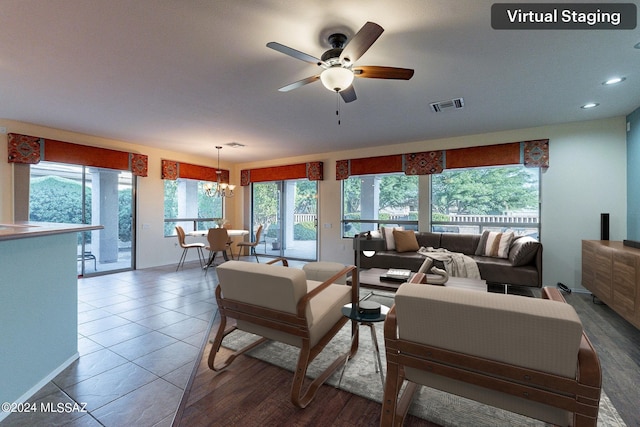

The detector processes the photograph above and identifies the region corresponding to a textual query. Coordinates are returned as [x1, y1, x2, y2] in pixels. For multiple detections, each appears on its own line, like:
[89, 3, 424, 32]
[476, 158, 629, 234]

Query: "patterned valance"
[523, 139, 549, 170]
[160, 159, 229, 182]
[240, 161, 323, 186]
[335, 139, 549, 179]
[7, 134, 42, 164]
[130, 154, 149, 177]
[336, 151, 442, 179]
[404, 151, 444, 175]
[7, 133, 149, 176]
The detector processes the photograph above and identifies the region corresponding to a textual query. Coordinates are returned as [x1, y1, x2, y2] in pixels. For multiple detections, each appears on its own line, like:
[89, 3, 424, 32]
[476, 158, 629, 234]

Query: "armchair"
[208, 259, 359, 408]
[381, 278, 601, 426]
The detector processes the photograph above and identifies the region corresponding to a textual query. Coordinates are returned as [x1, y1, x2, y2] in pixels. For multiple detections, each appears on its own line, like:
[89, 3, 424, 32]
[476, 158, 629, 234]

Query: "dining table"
[187, 229, 249, 263]
[187, 229, 249, 238]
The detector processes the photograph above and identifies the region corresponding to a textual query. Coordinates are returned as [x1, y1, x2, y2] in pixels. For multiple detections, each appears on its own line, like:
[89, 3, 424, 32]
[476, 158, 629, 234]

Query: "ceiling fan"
[266, 21, 414, 103]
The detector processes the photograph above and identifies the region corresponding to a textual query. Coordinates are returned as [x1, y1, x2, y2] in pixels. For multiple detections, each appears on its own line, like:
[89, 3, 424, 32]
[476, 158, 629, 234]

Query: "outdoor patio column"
[284, 180, 296, 248]
[177, 180, 199, 229]
[91, 169, 119, 263]
[360, 176, 380, 232]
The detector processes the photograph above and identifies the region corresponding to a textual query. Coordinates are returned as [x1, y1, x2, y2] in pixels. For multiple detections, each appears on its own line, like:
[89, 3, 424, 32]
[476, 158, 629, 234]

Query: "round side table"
[338, 302, 390, 388]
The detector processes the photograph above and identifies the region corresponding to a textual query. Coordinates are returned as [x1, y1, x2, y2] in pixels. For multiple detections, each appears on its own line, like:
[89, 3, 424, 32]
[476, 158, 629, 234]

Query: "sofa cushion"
[359, 251, 425, 270]
[509, 236, 540, 266]
[470, 255, 539, 287]
[416, 232, 442, 248]
[475, 231, 514, 258]
[394, 229, 420, 252]
[440, 233, 481, 255]
[381, 226, 403, 250]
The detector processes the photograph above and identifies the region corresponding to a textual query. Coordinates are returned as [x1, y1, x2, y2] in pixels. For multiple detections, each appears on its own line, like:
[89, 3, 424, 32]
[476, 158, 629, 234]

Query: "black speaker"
[601, 213, 610, 241]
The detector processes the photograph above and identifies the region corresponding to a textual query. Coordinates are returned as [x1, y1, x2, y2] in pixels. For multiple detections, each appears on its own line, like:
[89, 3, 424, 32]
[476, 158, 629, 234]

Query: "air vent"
[429, 97, 464, 113]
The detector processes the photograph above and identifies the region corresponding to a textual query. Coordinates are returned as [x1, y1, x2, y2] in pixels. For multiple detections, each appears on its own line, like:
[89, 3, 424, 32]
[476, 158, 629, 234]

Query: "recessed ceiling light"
[603, 77, 625, 85]
[581, 103, 599, 109]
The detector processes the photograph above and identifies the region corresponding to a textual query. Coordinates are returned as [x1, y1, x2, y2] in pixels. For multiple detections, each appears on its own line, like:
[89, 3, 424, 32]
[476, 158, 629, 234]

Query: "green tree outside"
[431, 167, 538, 215]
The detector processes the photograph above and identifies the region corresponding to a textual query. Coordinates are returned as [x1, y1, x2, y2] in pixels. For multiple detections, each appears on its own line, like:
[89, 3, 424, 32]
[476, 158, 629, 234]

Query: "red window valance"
[7, 133, 148, 176]
[446, 142, 521, 169]
[240, 161, 323, 186]
[161, 159, 229, 183]
[335, 139, 548, 179]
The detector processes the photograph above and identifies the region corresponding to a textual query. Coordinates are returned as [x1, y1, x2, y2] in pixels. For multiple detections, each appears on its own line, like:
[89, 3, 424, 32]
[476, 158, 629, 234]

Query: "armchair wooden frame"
[381, 277, 602, 427]
[208, 258, 360, 408]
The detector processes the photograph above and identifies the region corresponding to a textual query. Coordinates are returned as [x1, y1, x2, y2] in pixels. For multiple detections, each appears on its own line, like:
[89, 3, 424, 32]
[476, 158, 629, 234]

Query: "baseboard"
[0, 352, 79, 423]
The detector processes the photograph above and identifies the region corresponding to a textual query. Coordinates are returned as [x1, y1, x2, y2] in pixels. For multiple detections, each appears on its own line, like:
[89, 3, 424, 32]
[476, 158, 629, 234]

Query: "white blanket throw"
[418, 247, 481, 279]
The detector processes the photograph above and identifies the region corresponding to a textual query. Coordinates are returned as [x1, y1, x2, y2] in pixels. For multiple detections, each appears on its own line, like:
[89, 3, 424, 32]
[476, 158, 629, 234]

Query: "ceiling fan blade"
[354, 66, 414, 80]
[266, 42, 323, 65]
[340, 85, 357, 103]
[339, 22, 384, 64]
[278, 75, 320, 92]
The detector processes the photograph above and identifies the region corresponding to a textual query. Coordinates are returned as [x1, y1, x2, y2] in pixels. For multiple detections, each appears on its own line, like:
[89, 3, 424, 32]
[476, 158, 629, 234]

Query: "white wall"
[540, 118, 627, 290]
[1, 116, 627, 289]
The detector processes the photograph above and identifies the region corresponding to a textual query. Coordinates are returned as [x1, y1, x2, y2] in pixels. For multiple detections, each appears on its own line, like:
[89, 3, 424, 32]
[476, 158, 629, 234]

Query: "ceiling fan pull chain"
[336, 92, 341, 125]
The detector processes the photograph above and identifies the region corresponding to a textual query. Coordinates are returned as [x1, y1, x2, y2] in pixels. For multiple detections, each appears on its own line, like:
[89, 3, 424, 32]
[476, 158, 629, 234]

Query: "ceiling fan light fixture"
[320, 66, 354, 92]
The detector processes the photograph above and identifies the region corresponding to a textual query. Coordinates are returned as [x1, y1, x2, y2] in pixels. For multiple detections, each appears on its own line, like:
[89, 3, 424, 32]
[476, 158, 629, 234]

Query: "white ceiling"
[1, 0, 639, 163]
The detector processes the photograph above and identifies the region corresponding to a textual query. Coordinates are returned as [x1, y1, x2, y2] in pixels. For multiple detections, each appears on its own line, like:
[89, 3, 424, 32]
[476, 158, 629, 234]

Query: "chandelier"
[204, 146, 235, 198]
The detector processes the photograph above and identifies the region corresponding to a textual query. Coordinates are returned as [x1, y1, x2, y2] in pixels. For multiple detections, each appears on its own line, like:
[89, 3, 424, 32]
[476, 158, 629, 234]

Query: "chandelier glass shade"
[320, 66, 354, 92]
[205, 146, 235, 198]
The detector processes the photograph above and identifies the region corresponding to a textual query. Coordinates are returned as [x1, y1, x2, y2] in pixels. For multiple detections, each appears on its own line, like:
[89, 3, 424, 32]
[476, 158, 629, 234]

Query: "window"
[342, 173, 419, 237]
[430, 165, 540, 238]
[30, 161, 135, 275]
[164, 179, 223, 236]
[251, 179, 318, 261]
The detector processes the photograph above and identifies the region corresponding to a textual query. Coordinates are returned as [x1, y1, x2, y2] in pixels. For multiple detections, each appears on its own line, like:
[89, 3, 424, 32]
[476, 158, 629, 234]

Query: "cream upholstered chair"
[204, 228, 230, 272]
[381, 278, 601, 427]
[175, 226, 205, 271]
[208, 258, 359, 408]
[235, 224, 263, 262]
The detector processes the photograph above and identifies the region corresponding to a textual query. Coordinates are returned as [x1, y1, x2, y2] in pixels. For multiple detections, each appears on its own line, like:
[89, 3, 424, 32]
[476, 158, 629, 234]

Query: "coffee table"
[350, 268, 487, 292]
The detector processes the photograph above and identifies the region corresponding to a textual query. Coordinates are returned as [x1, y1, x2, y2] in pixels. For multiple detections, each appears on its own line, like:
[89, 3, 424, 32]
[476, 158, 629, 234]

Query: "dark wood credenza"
[582, 240, 640, 329]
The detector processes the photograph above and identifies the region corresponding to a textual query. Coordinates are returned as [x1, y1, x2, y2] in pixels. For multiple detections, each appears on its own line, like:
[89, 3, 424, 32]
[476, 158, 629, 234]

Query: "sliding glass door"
[30, 161, 135, 276]
[251, 179, 317, 261]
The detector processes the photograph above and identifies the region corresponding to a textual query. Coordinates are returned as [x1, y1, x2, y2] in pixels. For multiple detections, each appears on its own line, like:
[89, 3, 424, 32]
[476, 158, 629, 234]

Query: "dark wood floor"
[565, 291, 640, 427]
[173, 344, 436, 427]
[173, 289, 640, 427]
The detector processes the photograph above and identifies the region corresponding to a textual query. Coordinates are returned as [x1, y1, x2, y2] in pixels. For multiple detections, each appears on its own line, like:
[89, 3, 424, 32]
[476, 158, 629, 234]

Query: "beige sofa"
[381, 279, 601, 426]
[359, 231, 542, 288]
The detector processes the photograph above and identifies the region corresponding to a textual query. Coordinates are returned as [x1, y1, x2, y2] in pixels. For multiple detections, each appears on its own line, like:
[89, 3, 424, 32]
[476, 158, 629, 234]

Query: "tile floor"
[1, 260, 224, 427]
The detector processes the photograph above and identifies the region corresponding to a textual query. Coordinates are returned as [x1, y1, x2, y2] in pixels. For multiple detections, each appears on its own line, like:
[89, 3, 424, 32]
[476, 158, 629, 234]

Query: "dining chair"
[235, 224, 263, 262]
[175, 226, 205, 271]
[205, 228, 230, 273]
[222, 222, 234, 257]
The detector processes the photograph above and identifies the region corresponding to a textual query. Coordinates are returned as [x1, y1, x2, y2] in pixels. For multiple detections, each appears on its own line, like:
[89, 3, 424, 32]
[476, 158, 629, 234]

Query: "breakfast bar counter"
[0, 222, 101, 419]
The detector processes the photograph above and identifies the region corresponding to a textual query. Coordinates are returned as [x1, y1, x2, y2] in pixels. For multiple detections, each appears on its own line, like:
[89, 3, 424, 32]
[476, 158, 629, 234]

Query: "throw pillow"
[476, 231, 514, 259]
[381, 226, 403, 251]
[508, 236, 540, 266]
[393, 230, 420, 253]
[475, 231, 489, 255]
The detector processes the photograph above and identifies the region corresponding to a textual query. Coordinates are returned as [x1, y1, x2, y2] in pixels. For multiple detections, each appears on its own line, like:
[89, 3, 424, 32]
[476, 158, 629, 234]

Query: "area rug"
[221, 291, 626, 427]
